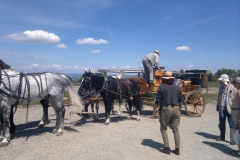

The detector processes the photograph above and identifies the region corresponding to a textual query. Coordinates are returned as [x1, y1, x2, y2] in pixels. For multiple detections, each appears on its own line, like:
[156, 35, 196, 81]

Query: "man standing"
[230, 77, 240, 156]
[142, 50, 160, 85]
[153, 71, 183, 155]
[216, 74, 235, 141]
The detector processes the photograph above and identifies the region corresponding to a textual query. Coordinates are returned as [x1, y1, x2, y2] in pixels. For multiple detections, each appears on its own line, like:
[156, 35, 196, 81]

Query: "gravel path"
[1, 101, 239, 160]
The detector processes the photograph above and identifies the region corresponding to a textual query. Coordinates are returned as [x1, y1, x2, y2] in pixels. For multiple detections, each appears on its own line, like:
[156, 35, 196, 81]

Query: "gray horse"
[0, 68, 83, 147]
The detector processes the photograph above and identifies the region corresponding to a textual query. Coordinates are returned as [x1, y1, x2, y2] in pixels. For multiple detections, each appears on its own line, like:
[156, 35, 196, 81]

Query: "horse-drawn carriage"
[97, 68, 208, 117]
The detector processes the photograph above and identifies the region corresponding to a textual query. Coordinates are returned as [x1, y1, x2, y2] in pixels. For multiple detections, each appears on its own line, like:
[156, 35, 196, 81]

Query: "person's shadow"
[141, 139, 164, 151]
[195, 132, 230, 143]
[196, 132, 237, 157]
[202, 141, 237, 157]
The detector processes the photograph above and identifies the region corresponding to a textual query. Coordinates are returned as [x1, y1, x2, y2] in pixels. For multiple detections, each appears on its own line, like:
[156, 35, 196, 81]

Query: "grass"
[202, 93, 218, 105]
[208, 82, 219, 88]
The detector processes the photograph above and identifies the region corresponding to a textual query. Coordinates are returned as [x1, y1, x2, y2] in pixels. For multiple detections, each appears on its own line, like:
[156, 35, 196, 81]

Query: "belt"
[232, 108, 240, 110]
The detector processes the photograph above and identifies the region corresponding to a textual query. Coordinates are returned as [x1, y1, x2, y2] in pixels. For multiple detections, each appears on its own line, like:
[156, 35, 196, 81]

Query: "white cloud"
[176, 46, 191, 51]
[120, 66, 130, 69]
[186, 65, 194, 68]
[91, 50, 100, 53]
[4, 30, 60, 43]
[55, 44, 68, 49]
[112, 66, 117, 69]
[31, 64, 39, 68]
[42, 64, 62, 70]
[76, 38, 108, 44]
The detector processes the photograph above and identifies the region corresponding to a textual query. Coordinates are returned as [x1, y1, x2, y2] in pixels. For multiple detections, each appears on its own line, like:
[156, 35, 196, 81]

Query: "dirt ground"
[1, 97, 239, 160]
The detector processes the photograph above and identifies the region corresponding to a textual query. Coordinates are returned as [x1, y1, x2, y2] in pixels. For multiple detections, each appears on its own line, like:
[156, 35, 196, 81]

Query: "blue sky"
[0, 0, 239, 74]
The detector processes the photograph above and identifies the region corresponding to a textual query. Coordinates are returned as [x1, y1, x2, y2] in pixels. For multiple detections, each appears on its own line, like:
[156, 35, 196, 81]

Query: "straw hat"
[162, 71, 175, 79]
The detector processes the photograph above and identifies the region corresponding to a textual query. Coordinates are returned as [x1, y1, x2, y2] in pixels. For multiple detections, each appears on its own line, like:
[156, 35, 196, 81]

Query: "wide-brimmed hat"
[153, 50, 160, 55]
[162, 71, 175, 79]
[233, 77, 240, 84]
[218, 74, 229, 82]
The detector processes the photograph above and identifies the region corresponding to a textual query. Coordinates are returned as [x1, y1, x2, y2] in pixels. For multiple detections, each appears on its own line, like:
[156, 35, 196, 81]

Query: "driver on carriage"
[142, 50, 160, 85]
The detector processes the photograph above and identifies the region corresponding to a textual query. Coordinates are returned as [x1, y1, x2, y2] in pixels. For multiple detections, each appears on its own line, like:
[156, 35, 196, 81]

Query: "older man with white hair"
[142, 50, 160, 85]
[216, 74, 236, 142]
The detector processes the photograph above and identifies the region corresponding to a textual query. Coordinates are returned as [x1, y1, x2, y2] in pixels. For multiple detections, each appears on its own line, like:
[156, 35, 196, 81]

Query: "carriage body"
[129, 69, 208, 117]
[97, 69, 208, 117]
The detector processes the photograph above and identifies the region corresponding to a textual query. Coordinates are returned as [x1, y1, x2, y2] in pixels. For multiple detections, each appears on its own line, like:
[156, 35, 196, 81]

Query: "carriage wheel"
[184, 91, 205, 117]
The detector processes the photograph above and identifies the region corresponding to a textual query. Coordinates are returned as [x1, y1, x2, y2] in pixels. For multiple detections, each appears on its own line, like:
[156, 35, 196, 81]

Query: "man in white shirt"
[142, 50, 160, 85]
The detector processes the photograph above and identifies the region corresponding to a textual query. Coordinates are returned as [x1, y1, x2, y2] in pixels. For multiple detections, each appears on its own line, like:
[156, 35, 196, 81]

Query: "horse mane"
[0, 59, 11, 69]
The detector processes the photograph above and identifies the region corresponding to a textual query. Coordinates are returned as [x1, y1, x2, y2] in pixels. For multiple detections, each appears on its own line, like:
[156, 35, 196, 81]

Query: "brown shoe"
[216, 137, 224, 141]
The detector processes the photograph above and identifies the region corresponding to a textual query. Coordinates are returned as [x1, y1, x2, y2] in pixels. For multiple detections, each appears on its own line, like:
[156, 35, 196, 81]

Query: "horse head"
[78, 69, 95, 99]
[78, 70, 105, 99]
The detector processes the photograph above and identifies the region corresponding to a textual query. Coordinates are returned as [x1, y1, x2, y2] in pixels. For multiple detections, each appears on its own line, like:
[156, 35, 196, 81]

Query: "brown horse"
[79, 72, 143, 125]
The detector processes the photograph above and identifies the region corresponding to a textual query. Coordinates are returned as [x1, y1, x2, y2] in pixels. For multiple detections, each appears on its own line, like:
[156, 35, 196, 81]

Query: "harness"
[81, 73, 138, 103]
[0, 70, 50, 121]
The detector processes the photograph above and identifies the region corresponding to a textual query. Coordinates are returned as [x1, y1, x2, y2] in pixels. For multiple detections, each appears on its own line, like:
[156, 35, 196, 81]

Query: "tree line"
[208, 68, 240, 82]
[75, 68, 239, 83]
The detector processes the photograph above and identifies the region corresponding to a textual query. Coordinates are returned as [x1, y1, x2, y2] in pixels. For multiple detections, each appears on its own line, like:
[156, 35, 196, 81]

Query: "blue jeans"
[218, 108, 235, 140]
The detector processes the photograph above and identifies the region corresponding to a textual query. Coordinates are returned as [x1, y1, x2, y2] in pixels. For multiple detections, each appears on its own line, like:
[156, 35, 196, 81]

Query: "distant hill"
[65, 73, 82, 81]
[64, 73, 141, 81]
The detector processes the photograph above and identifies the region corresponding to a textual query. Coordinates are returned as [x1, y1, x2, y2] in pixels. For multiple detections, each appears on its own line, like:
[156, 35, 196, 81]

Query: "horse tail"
[61, 75, 83, 107]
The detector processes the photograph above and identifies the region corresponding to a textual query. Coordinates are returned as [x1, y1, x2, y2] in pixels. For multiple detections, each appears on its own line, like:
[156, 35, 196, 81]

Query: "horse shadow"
[141, 139, 164, 151]
[73, 112, 140, 126]
[11, 119, 79, 139]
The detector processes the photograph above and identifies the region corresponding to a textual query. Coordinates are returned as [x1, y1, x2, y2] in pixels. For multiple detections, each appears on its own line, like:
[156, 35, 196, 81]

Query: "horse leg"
[126, 100, 132, 120]
[82, 103, 90, 119]
[90, 101, 94, 119]
[38, 98, 50, 128]
[56, 106, 65, 136]
[50, 95, 66, 136]
[103, 99, 111, 125]
[0, 113, 3, 141]
[0, 103, 11, 147]
[134, 95, 142, 121]
[10, 105, 16, 133]
[117, 99, 122, 117]
[94, 101, 99, 120]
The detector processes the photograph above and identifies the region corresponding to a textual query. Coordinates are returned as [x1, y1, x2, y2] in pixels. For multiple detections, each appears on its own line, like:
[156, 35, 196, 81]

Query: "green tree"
[180, 69, 184, 73]
[77, 77, 83, 83]
[214, 68, 238, 79]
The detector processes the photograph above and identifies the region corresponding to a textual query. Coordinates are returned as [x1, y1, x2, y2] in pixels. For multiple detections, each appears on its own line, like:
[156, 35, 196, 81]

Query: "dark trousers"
[218, 108, 235, 140]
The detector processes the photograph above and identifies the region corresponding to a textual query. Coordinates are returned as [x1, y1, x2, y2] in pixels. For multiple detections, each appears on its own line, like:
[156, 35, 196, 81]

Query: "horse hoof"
[137, 118, 141, 121]
[104, 122, 110, 125]
[38, 124, 45, 128]
[127, 116, 131, 119]
[56, 132, 63, 136]
[0, 139, 9, 147]
[52, 129, 58, 134]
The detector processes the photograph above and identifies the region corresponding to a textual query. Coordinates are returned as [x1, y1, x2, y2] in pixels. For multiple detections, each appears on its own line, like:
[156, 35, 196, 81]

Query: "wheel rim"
[184, 91, 205, 117]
